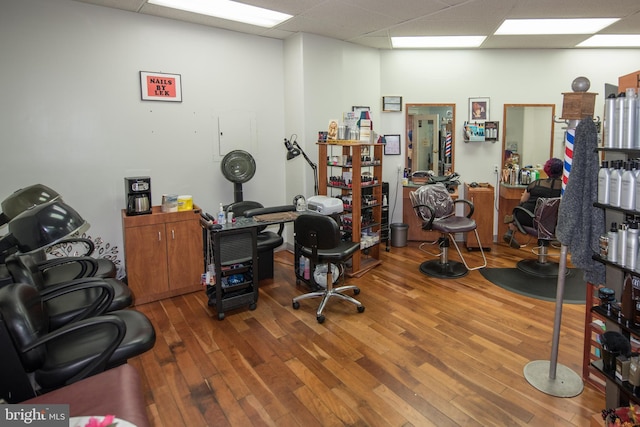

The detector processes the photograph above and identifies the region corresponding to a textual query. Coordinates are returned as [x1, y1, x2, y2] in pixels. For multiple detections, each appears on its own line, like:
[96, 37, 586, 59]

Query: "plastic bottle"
[299, 255, 305, 277]
[628, 221, 639, 270]
[619, 222, 629, 267]
[608, 222, 618, 263]
[604, 93, 617, 148]
[621, 162, 637, 209]
[598, 160, 611, 204]
[609, 160, 623, 207]
[616, 92, 626, 148]
[217, 203, 226, 225]
[625, 88, 637, 149]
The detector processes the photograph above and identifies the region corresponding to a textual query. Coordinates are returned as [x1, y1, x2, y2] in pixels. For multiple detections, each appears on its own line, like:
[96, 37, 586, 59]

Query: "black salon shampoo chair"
[30, 237, 117, 285]
[292, 214, 364, 324]
[0, 282, 155, 399]
[226, 201, 295, 280]
[512, 196, 562, 277]
[5, 253, 132, 329]
[410, 184, 487, 278]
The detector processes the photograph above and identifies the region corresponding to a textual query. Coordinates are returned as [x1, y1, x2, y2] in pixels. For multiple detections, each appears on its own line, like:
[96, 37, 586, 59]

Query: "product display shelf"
[204, 226, 258, 320]
[587, 146, 640, 407]
[318, 141, 383, 277]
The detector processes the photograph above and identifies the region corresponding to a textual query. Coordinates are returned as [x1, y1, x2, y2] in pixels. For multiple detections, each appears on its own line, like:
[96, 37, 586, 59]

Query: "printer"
[306, 196, 343, 215]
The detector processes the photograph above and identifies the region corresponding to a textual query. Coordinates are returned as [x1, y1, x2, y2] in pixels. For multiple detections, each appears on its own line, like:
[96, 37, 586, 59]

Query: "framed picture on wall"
[469, 97, 489, 121]
[140, 71, 182, 102]
[382, 96, 402, 112]
[383, 134, 401, 155]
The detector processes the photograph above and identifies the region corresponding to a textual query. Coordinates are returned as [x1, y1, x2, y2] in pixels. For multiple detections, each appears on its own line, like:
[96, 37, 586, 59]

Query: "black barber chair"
[0, 282, 155, 398]
[410, 184, 486, 278]
[226, 201, 295, 280]
[292, 214, 364, 324]
[512, 196, 563, 277]
[5, 253, 132, 329]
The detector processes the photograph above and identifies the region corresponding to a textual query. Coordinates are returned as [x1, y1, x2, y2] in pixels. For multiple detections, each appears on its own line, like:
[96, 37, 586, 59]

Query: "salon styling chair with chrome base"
[410, 184, 486, 279]
[512, 196, 563, 278]
[292, 214, 364, 324]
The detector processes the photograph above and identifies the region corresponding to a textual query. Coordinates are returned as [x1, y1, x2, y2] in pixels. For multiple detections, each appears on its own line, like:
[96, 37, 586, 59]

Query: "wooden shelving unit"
[318, 141, 383, 277]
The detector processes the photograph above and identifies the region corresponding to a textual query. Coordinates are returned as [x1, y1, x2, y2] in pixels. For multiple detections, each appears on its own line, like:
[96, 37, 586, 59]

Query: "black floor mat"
[479, 267, 586, 304]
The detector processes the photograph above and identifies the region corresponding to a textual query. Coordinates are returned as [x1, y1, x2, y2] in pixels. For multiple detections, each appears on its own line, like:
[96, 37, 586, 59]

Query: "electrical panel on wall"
[213, 111, 257, 162]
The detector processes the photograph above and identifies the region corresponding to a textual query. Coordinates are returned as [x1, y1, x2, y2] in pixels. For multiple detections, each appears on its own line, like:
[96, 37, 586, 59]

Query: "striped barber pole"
[562, 128, 574, 194]
[445, 132, 452, 158]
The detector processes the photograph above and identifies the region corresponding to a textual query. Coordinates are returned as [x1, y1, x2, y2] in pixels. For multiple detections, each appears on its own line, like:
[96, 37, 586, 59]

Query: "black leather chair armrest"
[22, 314, 126, 385]
[412, 204, 436, 230]
[43, 237, 95, 257]
[37, 256, 99, 279]
[40, 280, 116, 323]
[453, 198, 475, 218]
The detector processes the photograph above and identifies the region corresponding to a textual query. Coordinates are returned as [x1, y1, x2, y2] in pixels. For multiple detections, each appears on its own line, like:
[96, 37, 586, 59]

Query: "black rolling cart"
[202, 223, 258, 320]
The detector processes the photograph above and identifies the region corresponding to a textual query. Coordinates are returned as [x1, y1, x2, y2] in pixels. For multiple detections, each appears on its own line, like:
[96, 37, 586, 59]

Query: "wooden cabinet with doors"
[122, 206, 203, 305]
[464, 183, 494, 250]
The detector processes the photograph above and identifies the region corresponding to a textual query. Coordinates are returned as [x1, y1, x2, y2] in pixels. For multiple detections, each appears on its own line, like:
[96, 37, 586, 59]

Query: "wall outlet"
[397, 164, 402, 172]
[493, 164, 499, 173]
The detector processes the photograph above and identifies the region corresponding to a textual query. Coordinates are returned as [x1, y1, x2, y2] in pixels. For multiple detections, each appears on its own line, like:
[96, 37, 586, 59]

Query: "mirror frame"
[501, 103, 556, 171]
[405, 103, 456, 174]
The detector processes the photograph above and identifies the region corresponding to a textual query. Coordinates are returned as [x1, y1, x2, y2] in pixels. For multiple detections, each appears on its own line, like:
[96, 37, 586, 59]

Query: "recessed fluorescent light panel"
[577, 35, 640, 47]
[392, 36, 486, 48]
[495, 18, 619, 35]
[147, 0, 292, 28]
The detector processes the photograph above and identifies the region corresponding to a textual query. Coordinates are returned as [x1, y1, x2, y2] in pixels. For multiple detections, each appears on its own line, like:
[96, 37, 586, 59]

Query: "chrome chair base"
[292, 267, 364, 323]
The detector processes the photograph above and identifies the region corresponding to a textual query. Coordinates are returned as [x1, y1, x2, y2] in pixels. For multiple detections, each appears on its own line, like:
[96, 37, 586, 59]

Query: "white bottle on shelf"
[609, 160, 623, 207]
[621, 162, 636, 209]
[608, 222, 619, 263]
[627, 221, 639, 270]
[598, 160, 610, 204]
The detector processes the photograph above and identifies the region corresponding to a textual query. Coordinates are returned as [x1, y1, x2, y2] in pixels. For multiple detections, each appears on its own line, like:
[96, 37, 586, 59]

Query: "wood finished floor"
[127, 240, 604, 426]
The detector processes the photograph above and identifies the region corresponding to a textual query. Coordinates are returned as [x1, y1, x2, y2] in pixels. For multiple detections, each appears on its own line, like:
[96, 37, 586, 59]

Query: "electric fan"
[220, 150, 256, 202]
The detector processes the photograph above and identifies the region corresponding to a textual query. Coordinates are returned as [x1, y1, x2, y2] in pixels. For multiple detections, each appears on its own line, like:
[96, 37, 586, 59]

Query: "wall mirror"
[405, 103, 455, 175]
[502, 104, 556, 171]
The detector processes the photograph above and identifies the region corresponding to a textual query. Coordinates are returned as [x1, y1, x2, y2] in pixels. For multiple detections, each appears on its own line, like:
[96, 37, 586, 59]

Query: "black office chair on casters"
[410, 184, 487, 278]
[292, 214, 364, 324]
[512, 196, 563, 278]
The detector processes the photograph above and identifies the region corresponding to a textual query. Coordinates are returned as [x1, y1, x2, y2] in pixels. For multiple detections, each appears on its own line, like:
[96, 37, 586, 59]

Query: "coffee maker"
[125, 177, 152, 216]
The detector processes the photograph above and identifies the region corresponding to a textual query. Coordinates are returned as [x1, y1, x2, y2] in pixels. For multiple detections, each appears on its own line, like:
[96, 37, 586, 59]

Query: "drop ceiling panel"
[69, 0, 640, 49]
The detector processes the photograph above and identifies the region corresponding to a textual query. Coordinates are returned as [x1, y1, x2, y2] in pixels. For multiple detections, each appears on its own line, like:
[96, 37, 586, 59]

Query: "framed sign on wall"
[383, 134, 401, 155]
[382, 96, 402, 112]
[140, 71, 182, 102]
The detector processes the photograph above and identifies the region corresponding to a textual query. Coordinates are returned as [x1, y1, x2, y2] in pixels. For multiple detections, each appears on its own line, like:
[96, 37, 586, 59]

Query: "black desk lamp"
[284, 137, 318, 196]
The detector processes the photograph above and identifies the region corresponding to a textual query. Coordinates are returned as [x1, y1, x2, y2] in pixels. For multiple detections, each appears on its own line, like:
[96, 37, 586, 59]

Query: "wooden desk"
[402, 184, 458, 241]
[497, 183, 527, 238]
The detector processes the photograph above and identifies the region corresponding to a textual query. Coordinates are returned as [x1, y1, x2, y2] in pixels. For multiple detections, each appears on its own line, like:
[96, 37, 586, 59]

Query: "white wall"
[1, 0, 286, 270]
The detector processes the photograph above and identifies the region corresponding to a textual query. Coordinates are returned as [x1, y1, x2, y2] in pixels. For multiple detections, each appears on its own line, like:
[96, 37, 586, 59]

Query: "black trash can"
[390, 223, 408, 247]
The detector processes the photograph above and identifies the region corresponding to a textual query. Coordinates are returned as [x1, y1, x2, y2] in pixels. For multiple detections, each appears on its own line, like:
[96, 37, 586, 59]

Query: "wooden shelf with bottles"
[318, 140, 383, 277]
